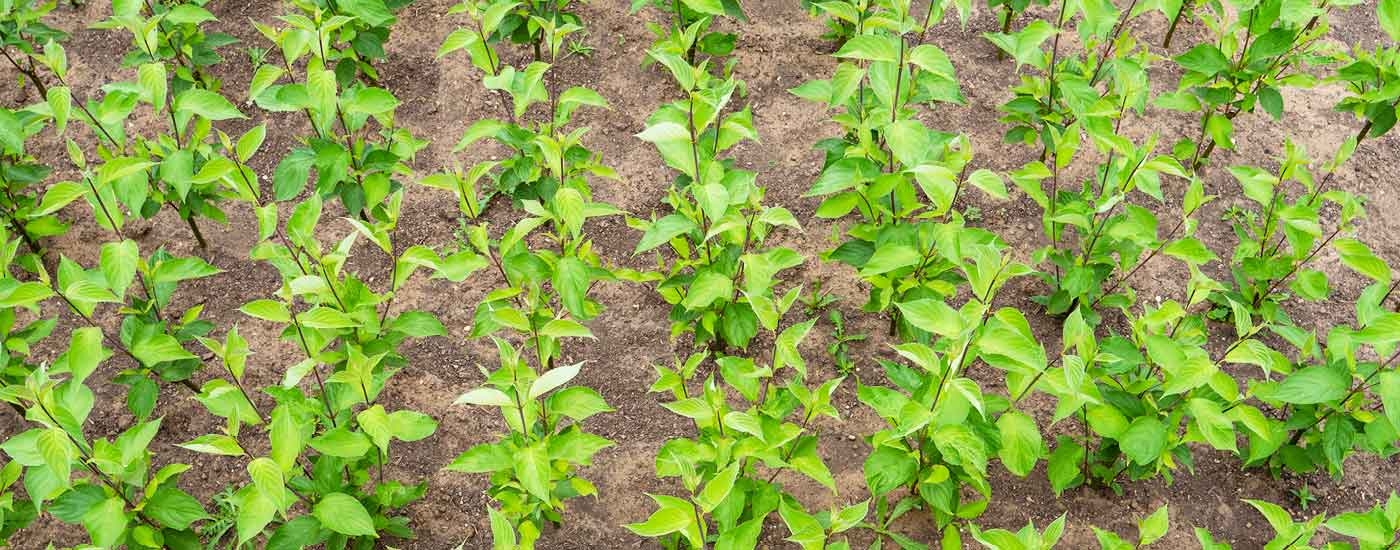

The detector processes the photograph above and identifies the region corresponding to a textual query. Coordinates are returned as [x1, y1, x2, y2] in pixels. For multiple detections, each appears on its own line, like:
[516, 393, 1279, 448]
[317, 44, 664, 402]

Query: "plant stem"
[1011, 355, 1064, 405]
[1044, 0, 1068, 114]
[288, 303, 338, 427]
[1162, 0, 1192, 48]
[1086, 0, 1141, 86]
[996, 6, 1013, 60]
[0, 45, 49, 96]
[1251, 223, 1342, 309]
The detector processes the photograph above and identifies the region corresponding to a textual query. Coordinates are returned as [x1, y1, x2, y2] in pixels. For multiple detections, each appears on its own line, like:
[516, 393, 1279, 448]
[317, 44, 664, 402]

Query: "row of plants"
[0, 0, 1397, 548]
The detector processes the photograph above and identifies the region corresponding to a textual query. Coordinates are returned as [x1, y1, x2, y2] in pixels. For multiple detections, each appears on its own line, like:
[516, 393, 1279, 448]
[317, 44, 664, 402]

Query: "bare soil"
[4, 1, 1400, 549]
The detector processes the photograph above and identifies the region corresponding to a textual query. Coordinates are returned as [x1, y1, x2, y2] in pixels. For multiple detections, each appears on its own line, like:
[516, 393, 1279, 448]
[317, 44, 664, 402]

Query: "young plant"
[1015, 140, 1200, 317]
[1200, 500, 1324, 550]
[632, 312, 857, 549]
[280, 0, 417, 83]
[423, 103, 622, 547]
[984, 0, 1151, 151]
[826, 309, 865, 375]
[471, 0, 588, 62]
[1333, 10, 1400, 152]
[449, 339, 614, 548]
[1158, 0, 1345, 172]
[447, 70, 614, 203]
[1198, 495, 1400, 549]
[1224, 254, 1400, 478]
[219, 192, 446, 546]
[795, 9, 1002, 338]
[1, 331, 213, 548]
[459, 189, 625, 369]
[1211, 141, 1363, 320]
[95, 0, 236, 90]
[803, 0, 868, 46]
[632, 0, 746, 64]
[633, 49, 801, 350]
[858, 238, 1030, 540]
[250, 18, 425, 220]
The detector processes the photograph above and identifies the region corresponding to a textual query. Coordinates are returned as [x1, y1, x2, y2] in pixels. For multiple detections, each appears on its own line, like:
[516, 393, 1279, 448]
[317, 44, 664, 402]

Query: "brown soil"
[3, 1, 1400, 549]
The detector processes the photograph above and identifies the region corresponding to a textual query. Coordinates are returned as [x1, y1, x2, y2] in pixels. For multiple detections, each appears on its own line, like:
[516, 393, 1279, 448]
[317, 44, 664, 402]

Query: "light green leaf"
[313, 493, 377, 538]
[174, 88, 246, 120]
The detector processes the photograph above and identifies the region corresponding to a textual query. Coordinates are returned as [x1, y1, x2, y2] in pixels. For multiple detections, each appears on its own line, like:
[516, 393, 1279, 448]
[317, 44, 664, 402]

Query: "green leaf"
[997, 410, 1043, 477]
[983, 20, 1055, 68]
[34, 181, 87, 216]
[1138, 505, 1170, 546]
[0, 110, 19, 154]
[1047, 438, 1084, 496]
[681, 0, 726, 15]
[547, 386, 612, 421]
[1326, 509, 1391, 545]
[240, 299, 290, 323]
[1267, 366, 1350, 405]
[137, 63, 167, 111]
[1163, 237, 1217, 265]
[388, 410, 437, 442]
[1119, 417, 1167, 466]
[540, 319, 595, 339]
[454, 387, 514, 407]
[38, 428, 75, 488]
[628, 495, 699, 546]
[515, 443, 552, 502]
[1379, 372, 1400, 435]
[247, 457, 285, 507]
[387, 311, 447, 337]
[1188, 398, 1238, 453]
[47, 86, 71, 133]
[1334, 238, 1391, 284]
[833, 34, 901, 63]
[309, 428, 372, 458]
[1175, 44, 1230, 75]
[1381, 0, 1400, 42]
[83, 497, 129, 548]
[313, 493, 377, 538]
[897, 299, 962, 337]
[694, 463, 738, 513]
[1291, 270, 1329, 301]
[99, 239, 139, 297]
[269, 406, 303, 471]
[339, 0, 395, 25]
[554, 257, 590, 318]
[682, 271, 733, 310]
[447, 443, 513, 473]
[0, 281, 53, 308]
[859, 244, 920, 275]
[345, 87, 399, 115]
[177, 434, 246, 456]
[151, 256, 221, 284]
[487, 507, 517, 548]
[236, 124, 267, 163]
[145, 485, 210, 530]
[174, 88, 246, 120]
[635, 214, 697, 254]
[66, 328, 109, 384]
[779, 498, 826, 550]
[131, 333, 197, 365]
[967, 169, 1008, 200]
[530, 363, 581, 399]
